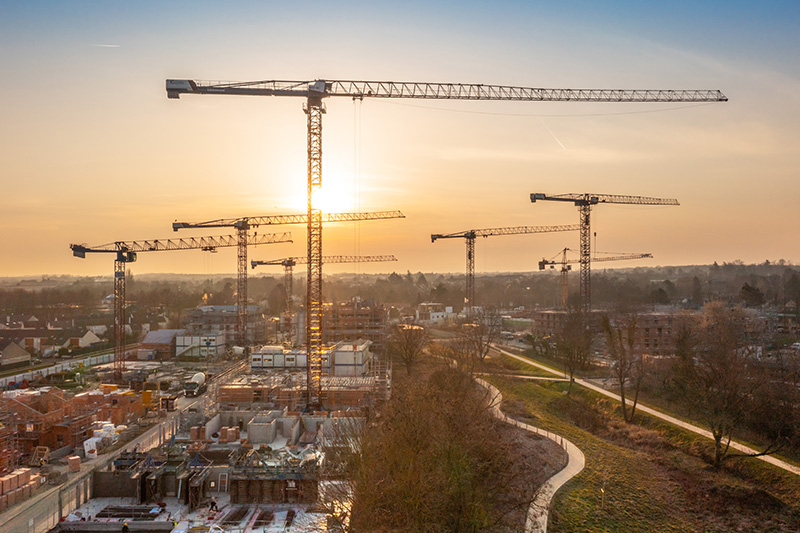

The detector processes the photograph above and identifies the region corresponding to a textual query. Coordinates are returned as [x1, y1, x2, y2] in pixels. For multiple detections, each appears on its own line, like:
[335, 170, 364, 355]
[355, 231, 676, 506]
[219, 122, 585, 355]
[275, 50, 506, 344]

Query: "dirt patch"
[493, 417, 570, 529]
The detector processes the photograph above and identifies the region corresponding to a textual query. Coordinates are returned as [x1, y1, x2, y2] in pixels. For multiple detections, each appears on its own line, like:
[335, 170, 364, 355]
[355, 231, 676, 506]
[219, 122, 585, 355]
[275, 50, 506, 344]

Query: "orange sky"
[1, 2, 798, 278]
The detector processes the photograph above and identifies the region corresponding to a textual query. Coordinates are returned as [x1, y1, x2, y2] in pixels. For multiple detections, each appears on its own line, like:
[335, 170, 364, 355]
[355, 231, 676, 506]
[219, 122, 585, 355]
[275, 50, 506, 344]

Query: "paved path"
[475, 377, 585, 533]
[475, 372, 569, 382]
[495, 345, 800, 477]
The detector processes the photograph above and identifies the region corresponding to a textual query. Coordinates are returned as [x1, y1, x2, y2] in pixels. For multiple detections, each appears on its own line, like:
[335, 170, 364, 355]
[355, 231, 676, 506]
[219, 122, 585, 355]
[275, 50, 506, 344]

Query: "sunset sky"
[1, 1, 798, 278]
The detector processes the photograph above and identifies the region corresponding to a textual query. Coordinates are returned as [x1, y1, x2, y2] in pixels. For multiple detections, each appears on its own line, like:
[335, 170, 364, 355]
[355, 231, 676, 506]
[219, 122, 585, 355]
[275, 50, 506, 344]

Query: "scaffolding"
[0, 404, 19, 475]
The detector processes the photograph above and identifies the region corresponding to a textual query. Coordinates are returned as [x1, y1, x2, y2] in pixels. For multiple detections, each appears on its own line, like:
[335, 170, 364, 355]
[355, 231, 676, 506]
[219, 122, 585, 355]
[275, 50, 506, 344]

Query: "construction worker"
[122, 523, 129, 533]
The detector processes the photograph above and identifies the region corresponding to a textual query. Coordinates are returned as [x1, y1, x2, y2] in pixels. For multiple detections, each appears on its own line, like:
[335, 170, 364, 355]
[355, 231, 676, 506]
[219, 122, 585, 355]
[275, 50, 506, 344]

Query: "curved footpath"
[495, 345, 800, 477]
[475, 377, 585, 533]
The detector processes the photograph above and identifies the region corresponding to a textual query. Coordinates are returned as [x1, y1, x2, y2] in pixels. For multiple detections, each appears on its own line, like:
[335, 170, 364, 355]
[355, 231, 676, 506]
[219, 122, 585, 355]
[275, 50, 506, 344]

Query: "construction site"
[0, 64, 730, 533]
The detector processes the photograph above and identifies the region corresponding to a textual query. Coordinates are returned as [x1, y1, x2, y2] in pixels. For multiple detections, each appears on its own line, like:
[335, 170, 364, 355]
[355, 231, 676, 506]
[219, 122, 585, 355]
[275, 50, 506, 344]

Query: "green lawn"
[477, 352, 560, 378]
[506, 346, 800, 470]
[489, 376, 800, 532]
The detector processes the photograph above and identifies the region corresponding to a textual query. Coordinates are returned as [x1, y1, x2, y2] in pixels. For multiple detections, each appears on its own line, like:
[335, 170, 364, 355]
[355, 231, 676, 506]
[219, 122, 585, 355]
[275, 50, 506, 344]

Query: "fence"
[0, 353, 117, 388]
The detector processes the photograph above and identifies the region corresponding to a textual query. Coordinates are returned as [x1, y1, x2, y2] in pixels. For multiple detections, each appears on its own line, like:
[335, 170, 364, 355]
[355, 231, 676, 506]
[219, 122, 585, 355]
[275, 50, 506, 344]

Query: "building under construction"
[1, 388, 97, 458]
[219, 373, 389, 412]
[51, 405, 361, 531]
[322, 300, 388, 354]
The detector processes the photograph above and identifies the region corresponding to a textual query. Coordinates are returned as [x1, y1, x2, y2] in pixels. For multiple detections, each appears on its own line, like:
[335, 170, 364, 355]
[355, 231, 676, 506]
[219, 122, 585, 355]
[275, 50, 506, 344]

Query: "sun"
[311, 186, 352, 214]
[285, 170, 356, 214]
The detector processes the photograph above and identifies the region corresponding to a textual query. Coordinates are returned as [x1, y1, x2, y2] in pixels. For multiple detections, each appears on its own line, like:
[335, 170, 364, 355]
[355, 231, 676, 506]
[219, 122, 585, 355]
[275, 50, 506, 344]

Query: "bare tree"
[387, 323, 428, 374]
[464, 307, 503, 363]
[670, 303, 782, 469]
[554, 310, 593, 394]
[602, 313, 643, 423]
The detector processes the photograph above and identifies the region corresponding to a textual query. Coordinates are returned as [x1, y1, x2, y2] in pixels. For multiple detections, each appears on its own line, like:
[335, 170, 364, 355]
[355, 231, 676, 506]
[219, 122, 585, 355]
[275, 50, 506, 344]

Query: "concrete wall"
[219, 411, 257, 428]
[280, 418, 300, 444]
[246, 417, 277, 445]
[92, 471, 137, 498]
[162, 473, 177, 497]
[301, 416, 326, 434]
[205, 414, 221, 440]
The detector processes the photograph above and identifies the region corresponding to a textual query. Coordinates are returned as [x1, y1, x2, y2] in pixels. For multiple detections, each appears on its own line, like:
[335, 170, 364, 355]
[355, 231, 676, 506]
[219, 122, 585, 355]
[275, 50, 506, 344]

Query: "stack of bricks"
[0, 468, 38, 512]
[190, 426, 205, 441]
[218, 426, 241, 443]
[67, 456, 81, 473]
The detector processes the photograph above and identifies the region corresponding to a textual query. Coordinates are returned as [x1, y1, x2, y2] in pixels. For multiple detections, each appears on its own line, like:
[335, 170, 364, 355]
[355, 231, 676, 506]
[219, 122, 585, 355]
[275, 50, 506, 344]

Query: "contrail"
[540, 118, 566, 150]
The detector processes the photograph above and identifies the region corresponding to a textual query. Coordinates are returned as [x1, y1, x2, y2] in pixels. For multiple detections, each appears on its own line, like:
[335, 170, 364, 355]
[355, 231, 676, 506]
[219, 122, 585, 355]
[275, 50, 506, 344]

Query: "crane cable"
[353, 98, 362, 296]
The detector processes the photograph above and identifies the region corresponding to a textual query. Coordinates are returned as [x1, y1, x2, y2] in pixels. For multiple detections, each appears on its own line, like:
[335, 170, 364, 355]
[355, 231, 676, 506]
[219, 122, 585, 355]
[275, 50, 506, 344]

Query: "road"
[494, 345, 800, 477]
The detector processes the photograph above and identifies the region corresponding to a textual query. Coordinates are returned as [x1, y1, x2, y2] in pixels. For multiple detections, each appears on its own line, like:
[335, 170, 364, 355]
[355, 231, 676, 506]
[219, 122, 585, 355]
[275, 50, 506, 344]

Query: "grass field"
[476, 352, 560, 377]
[488, 376, 800, 532]
[503, 345, 800, 469]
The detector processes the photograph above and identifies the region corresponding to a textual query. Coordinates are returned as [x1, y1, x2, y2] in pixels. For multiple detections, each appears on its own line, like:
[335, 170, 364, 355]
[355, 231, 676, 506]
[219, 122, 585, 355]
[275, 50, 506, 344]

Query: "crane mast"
[532, 193, 678, 312]
[539, 248, 653, 308]
[173, 211, 403, 350]
[70, 232, 292, 379]
[251, 255, 398, 345]
[167, 77, 725, 409]
[431, 225, 579, 318]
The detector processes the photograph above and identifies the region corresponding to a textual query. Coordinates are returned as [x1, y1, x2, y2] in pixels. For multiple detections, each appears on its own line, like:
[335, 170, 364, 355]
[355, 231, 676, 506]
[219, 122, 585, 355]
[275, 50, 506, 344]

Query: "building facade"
[184, 305, 265, 345]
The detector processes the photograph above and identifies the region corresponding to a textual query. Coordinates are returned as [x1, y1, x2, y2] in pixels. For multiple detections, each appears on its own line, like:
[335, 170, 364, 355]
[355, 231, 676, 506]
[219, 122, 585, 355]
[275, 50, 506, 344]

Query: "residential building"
[1, 388, 96, 455]
[184, 305, 265, 345]
[175, 334, 227, 359]
[415, 302, 455, 324]
[138, 329, 185, 360]
[0, 342, 31, 368]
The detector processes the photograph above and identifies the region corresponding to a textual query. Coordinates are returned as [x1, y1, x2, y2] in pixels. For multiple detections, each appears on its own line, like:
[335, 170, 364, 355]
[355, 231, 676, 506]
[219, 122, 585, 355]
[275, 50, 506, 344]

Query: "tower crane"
[531, 193, 678, 313]
[172, 211, 403, 349]
[251, 254, 398, 344]
[70, 232, 292, 379]
[167, 77, 726, 408]
[431, 225, 579, 317]
[539, 248, 653, 309]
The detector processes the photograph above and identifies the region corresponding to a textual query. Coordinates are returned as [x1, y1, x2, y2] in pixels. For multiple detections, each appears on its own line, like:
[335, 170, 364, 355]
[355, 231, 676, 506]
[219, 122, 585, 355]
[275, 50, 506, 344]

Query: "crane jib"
[167, 79, 727, 103]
